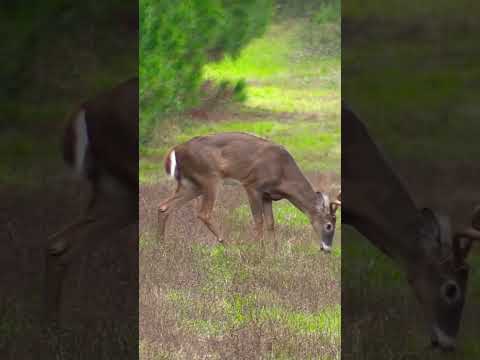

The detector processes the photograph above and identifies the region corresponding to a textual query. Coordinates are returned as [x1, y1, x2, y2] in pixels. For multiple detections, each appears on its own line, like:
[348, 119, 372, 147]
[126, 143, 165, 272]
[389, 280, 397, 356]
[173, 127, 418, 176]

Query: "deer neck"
[286, 176, 319, 216]
[348, 187, 427, 270]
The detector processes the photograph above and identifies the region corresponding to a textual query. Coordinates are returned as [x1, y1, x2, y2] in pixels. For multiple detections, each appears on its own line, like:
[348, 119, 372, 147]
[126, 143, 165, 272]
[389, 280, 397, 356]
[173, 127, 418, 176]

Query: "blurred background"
[0, 2, 137, 359]
[342, 0, 480, 358]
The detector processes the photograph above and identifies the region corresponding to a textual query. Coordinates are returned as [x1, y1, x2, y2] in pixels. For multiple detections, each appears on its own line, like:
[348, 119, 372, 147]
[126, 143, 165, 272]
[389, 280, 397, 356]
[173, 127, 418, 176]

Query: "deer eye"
[440, 280, 461, 304]
[324, 222, 334, 232]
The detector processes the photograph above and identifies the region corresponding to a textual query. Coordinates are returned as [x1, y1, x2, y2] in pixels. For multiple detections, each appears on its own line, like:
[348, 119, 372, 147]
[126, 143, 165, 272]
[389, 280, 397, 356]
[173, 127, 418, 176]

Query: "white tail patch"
[73, 109, 89, 176]
[169, 150, 177, 178]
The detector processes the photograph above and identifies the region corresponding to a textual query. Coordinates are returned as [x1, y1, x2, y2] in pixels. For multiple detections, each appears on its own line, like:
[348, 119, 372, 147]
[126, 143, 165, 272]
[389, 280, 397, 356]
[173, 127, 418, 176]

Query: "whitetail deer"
[45, 78, 138, 322]
[158, 133, 340, 251]
[342, 102, 480, 351]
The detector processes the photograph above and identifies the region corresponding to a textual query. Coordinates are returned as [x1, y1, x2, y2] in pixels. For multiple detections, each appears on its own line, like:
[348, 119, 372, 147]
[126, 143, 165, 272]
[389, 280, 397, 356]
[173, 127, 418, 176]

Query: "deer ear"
[453, 235, 473, 262]
[452, 205, 480, 262]
[472, 205, 480, 230]
[315, 191, 329, 212]
[419, 208, 442, 255]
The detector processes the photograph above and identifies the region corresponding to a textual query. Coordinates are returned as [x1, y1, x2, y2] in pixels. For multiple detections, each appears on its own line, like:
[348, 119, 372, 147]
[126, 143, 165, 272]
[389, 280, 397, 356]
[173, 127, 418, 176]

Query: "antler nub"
[329, 191, 341, 214]
[453, 205, 480, 262]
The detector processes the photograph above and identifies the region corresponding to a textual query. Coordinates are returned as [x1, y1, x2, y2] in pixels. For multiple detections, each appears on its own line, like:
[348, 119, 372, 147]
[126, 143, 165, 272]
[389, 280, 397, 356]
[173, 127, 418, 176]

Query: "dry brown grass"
[140, 176, 341, 359]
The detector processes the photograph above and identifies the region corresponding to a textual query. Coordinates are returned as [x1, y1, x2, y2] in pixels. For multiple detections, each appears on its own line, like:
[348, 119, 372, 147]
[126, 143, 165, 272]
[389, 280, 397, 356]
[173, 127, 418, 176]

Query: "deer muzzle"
[431, 326, 456, 352]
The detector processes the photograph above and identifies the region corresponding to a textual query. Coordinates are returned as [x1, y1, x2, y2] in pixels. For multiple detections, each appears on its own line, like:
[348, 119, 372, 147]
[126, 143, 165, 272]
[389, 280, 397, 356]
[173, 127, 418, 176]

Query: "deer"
[342, 102, 480, 351]
[45, 77, 138, 323]
[157, 132, 341, 252]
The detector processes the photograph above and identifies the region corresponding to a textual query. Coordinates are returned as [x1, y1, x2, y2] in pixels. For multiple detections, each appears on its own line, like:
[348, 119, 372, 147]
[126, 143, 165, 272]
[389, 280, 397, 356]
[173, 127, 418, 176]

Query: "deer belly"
[223, 178, 242, 186]
[265, 192, 284, 201]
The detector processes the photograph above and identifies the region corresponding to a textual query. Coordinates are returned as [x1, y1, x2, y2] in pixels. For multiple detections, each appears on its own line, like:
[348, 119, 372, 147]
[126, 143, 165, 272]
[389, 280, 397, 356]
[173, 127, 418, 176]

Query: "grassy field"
[140, 19, 341, 359]
[343, 3, 480, 358]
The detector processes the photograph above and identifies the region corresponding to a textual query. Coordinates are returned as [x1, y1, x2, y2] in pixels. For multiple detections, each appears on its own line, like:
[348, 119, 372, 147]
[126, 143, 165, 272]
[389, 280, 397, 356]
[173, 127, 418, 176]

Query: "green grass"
[233, 202, 309, 228]
[167, 288, 340, 339]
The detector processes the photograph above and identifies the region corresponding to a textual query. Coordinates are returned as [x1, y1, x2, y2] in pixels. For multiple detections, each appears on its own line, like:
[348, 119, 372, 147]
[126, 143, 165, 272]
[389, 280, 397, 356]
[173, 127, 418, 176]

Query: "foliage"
[0, 1, 137, 125]
[139, 0, 273, 142]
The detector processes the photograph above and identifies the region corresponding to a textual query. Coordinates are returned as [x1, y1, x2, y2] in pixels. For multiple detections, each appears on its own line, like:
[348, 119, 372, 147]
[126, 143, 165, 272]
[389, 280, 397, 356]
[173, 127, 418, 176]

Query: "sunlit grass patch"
[165, 287, 340, 340]
[204, 20, 339, 83]
[264, 304, 340, 339]
[247, 85, 338, 114]
[139, 159, 165, 184]
[203, 23, 295, 82]
[177, 120, 288, 143]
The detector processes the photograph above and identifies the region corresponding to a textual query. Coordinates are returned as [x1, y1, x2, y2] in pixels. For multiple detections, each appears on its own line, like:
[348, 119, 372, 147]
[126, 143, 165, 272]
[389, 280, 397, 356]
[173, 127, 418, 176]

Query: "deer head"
[316, 190, 341, 252]
[406, 206, 480, 351]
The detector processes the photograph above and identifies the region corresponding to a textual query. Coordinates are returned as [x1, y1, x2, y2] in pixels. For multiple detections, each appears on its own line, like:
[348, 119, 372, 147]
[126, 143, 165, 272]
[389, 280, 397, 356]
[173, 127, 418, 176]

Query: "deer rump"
[63, 77, 139, 191]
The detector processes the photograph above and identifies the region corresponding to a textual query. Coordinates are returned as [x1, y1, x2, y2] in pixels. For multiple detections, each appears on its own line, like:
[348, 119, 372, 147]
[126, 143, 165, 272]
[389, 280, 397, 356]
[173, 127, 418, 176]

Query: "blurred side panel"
[0, 2, 138, 359]
[342, 0, 480, 358]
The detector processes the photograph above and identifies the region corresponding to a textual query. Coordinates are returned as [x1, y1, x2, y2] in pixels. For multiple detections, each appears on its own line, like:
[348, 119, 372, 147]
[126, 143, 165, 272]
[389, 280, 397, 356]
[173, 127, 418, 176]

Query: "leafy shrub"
[139, 0, 273, 142]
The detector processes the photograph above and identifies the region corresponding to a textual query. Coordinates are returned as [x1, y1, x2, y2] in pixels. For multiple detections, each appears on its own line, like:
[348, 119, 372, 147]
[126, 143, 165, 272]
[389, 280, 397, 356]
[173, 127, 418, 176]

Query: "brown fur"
[158, 132, 338, 249]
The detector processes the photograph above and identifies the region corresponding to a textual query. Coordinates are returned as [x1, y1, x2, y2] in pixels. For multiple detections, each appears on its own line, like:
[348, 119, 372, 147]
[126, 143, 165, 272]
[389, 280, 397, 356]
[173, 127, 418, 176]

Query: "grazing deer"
[342, 102, 480, 351]
[45, 78, 138, 322]
[158, 133, 340, 251]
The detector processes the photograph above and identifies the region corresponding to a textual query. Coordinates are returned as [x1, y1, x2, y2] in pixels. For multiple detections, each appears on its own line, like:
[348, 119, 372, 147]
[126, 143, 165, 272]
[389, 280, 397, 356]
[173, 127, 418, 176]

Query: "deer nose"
[321, 242, 332, 252]
[431, 327, 456, 352]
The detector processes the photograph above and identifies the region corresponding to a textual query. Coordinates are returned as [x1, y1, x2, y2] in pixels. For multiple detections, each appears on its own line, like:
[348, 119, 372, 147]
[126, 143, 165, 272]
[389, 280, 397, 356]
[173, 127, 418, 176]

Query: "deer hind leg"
[157, 180, 200, 242]
[196, 184, 222, 243]
[45, 211, 132, 325]
[45, 216, 95, 323]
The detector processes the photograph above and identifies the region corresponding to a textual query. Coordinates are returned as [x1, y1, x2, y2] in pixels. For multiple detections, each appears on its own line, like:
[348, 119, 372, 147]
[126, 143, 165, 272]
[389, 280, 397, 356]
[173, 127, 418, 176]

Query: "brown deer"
[157, 132, 340, 251]
[342, 102, 480, 351]
[45, 78, 138, 322]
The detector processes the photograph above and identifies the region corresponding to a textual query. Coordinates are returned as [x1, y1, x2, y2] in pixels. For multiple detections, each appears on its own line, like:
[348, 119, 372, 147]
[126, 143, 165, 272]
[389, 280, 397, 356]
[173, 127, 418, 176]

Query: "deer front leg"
[246, 188, 266, 245]
[263, 198, 277, 250]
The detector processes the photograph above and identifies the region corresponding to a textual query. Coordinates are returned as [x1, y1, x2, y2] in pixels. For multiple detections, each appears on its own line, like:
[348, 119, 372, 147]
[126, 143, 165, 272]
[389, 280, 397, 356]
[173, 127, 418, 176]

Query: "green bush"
[139, 0, 273, 142]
